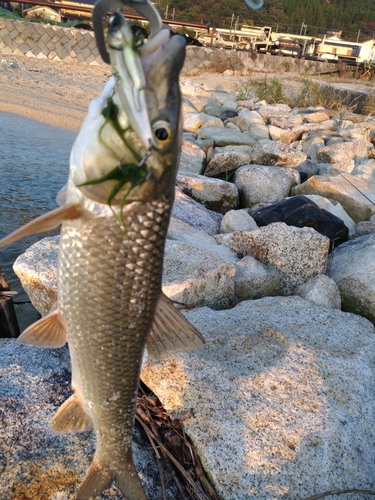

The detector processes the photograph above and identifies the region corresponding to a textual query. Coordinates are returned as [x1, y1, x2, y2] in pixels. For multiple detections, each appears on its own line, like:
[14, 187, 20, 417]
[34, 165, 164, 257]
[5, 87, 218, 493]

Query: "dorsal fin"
[0, 202, 83, 248]
[147, 293, 205, 360]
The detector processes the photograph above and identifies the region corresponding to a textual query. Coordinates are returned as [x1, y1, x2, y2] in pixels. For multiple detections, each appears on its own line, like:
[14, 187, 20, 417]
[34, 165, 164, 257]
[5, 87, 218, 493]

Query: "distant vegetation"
[155, 0, 375, 42]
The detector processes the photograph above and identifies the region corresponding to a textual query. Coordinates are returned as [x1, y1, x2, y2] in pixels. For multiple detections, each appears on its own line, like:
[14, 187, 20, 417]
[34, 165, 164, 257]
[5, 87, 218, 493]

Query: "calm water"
[0, 111, 76, 331]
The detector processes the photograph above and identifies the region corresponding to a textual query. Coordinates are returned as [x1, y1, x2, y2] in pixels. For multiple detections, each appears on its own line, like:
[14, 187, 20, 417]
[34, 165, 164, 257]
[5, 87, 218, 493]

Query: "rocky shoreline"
[2, 78, 375, 499]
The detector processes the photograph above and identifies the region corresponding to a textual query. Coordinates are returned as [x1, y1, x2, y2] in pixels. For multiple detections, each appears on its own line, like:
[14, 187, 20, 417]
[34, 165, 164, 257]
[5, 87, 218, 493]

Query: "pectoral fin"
[0, 202, 83, 247]
[147, 293, 205, 360]
[17, 306, 66, 348]
[51, 390, 92, 434]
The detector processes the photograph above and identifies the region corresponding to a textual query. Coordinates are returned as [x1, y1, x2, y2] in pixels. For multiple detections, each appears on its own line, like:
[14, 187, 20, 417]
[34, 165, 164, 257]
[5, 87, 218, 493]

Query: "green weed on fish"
[78, 95, 149, 230]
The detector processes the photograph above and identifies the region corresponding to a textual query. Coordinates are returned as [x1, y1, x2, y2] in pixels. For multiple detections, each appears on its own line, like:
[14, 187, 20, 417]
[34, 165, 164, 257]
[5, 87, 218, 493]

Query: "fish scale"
[59, 200, 171, 466]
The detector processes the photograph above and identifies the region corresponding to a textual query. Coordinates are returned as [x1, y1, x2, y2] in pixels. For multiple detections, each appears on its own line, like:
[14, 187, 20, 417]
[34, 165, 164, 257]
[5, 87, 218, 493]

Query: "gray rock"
[198, 127, 257, 147]
[234, 164, 300, 208]
[329, 232, 375, 323]
[217, 223, 330, 294]
[225, 122, 241, 132]
[317, 160, 355, 176]
[172, 190, 222, 235]
[355, 214, 375, 236]
[200, 116, 224, 129]
[295, 274, 341, 309]
[167, 217, 238, 263]
[303, 111, 331, 123]
[249, 122, 270, 139]
[0, 340, 180, 500]
[13, 235, 59, 316]
[176, 173, 238, 214]
[268, 124, 302, 144]
[179, 139, 206, 174]
[142, 297, 375, 500]
[291, 174, 375, 223]
[302, 135, 325, 163]
[203, 103, 227, 117]
[237, 108, 264, 128]
[234, 255, 280, 301]
[296, 160, 320, 179]
[162, 240, 235, 310]
[250, 139, 307, 167]
[351, 158, 375, 182]
[317, 140, 369, 163]
[204, 146, 251, 178]
[182, 112, 205, 133]
[220, 209, 258, 233]
[256, 104, 291, 121]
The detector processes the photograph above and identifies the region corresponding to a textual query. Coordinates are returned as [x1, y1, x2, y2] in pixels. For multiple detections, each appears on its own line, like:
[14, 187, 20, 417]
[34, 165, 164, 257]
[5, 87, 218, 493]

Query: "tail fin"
[77, 454, 147, 500]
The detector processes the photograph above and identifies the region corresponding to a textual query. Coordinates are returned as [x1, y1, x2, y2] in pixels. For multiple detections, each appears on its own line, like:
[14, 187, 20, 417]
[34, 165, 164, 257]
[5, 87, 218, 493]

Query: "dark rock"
[220, 110, 238, 121]
[250, 196, 349, 249]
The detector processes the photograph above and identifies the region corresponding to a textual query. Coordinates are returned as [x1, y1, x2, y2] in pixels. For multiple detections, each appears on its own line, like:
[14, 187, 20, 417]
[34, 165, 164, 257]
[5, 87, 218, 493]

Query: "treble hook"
[92, 0, 162, 64]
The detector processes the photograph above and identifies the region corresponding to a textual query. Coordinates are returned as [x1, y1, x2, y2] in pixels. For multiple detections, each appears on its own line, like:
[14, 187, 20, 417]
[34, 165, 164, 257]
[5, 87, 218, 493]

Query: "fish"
[0, 8, 205, 500]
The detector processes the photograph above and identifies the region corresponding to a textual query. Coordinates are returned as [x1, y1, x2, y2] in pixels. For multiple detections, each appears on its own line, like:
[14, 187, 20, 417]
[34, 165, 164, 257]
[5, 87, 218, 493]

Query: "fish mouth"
[71, 5, 186, 209]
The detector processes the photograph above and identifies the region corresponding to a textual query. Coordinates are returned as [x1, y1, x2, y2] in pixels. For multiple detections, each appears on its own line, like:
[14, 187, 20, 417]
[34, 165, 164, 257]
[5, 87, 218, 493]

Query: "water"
[0, 111, 77, 331]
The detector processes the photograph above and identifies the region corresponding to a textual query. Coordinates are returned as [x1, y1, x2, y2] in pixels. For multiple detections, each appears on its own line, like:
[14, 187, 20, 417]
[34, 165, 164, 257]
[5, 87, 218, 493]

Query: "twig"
[303, 489, 375, 499]
[136, 413, 210, 500]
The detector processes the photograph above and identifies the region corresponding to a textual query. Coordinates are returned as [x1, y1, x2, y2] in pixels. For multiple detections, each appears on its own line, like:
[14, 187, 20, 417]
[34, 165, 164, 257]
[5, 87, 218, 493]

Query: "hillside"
[158, 0, 375, 42]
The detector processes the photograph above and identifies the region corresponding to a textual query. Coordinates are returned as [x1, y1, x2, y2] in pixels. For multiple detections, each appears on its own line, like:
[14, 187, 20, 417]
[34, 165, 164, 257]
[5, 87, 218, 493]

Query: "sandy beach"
[2, 53, 375, 133]
[0, 54, 269, 132]
[0, 54, 240, 132]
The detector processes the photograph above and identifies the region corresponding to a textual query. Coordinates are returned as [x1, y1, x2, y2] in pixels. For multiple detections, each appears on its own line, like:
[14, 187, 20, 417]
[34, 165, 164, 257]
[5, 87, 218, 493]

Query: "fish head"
[70, 20, 186, 208]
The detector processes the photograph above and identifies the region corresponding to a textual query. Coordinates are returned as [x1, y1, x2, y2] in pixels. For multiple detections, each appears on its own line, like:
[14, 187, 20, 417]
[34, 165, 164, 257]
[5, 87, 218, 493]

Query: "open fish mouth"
[67, 0, 186, 209]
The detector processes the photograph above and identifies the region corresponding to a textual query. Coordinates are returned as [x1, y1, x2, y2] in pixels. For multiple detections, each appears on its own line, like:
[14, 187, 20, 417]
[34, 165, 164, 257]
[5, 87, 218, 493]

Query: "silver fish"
[0, 9, 204, 500]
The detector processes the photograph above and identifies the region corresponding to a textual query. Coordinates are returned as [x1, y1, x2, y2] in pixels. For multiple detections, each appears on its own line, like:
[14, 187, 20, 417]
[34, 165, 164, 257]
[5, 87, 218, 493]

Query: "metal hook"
[243, 0, 264, 10]
[93, 0, 162, 64]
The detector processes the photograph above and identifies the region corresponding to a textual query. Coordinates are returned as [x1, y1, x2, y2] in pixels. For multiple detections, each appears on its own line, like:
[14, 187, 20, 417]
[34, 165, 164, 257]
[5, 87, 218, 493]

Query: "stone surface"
[218, 223, 330, 294]
[0, 340, 180, 500]
[291, 174, 375, 223]
[176, 172, 238, 214]
[317, 140, 369, 163]
[250, 138, 307, 167]
[355, 214, 375, 236]
[220, 209, 258, 233]
[178, 139, 206, 174]
[162, 240, 235, 310]
[13, 235, 59, 316]
[167, 217, 238, 263]
[198, 127, 257, 147]
[329, 233, 375, 323]
[234, 165, 300, 208]
[204, 146, 252, 177]
[142, 297, 375, 500]
[351, 158, 375, 182]
[295, 274, 341, 309]
[234, 255, 280, 301]
[172, 190, 222, 235]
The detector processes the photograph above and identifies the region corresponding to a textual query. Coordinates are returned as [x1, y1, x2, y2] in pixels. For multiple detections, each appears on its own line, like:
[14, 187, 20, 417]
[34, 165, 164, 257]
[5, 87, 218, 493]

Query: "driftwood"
[0, 269, 20, 338]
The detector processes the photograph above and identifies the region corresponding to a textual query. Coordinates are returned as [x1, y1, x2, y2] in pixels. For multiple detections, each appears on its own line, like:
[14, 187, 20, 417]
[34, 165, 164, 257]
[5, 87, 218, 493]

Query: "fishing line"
[332, 168, 375, 207]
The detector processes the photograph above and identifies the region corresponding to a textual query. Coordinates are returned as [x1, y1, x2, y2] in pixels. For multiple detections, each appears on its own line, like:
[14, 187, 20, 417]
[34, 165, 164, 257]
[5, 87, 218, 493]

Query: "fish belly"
[58, 199, 171, 465]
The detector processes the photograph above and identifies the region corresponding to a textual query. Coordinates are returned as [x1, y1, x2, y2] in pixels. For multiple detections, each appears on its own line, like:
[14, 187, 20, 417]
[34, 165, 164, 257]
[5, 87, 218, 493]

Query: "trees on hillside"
[161, 0, 375, 41]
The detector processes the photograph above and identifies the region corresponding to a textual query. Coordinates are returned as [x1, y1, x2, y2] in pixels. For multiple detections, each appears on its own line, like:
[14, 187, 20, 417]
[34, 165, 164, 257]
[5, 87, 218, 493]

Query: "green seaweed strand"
[77, 95, 149, 229]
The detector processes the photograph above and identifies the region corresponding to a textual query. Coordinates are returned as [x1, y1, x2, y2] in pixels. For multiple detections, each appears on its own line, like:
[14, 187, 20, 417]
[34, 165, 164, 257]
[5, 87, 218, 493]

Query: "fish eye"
[152, 121, 173, 149]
